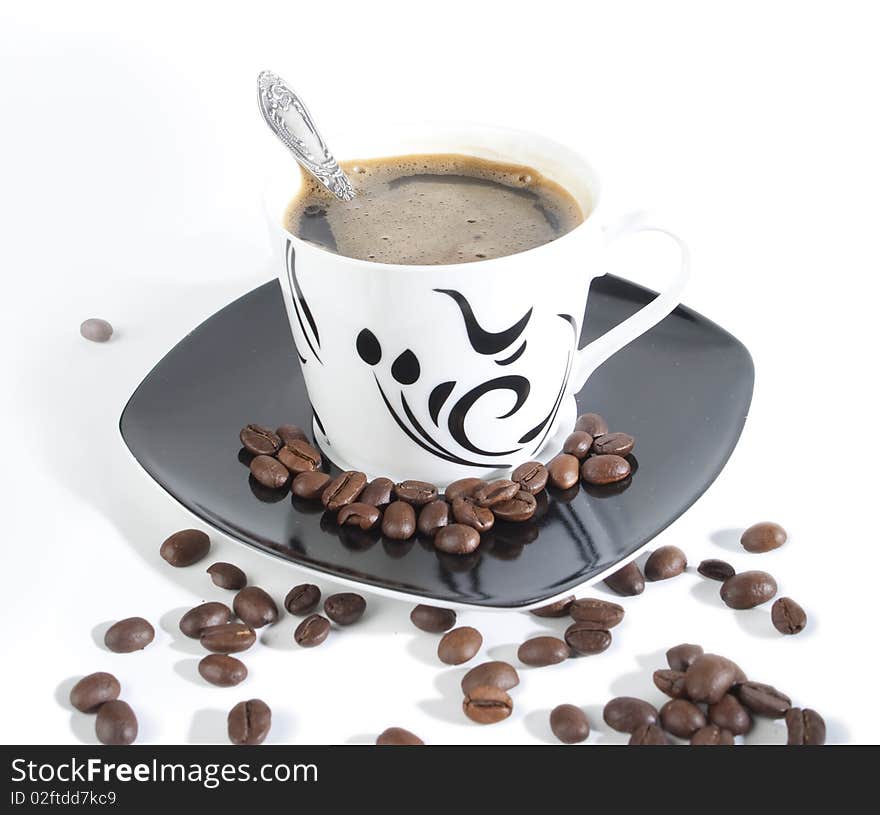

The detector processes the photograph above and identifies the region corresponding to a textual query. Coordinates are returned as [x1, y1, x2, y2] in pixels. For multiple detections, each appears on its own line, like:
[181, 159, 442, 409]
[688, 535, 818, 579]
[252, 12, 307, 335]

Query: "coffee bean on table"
[322, 470, 367, 509]
[463, 686, 513, 724]
[179, 602, 233, 638]
[629, 724, 668, 745]
[276, 424, 307, 445]
[338, 502, 381, 530]
[653, 669, 687, 698]
[80, 317, 113, 343]
[547, 453, 580, 489]
[603, 698, 659, 733]
[511, 461, 548, 494]
[604, 561, 645, 596]
[434, 524, 480, 555]
[492, 490, 537, 522]
[691, 725, 735, 745]
[563, 431, 593, 459]
[517, 636, 569, 667]
[684, 654, 743, 703]
[285, 584, 321, 616]
[785, 708, 826, 745]
[592, 432, 636, 457]
[69, 672, 121, 712]
[569, 598, 625, 628]
[581, 455, 631, 485]
[294, 614, 331, 647]
[575, 412, 608, 437]
[291, 471, 331, 500]
[461, 661, 520, 694]
[200, 623, 257, 653]
[228, 699, 271, 745]
[708, 693, 752, 735]
[644, 546, 687, 581]
[720, 571, 777, 609]
[104, 617, 154, 653]
[417, 500, 450, 537]
[160, 529, 210, 567]
[95, 700, 137, 745]
[207, 562, 247, 590]
[444, 478, 486, 501]
[698, 558, 735, 581]
[233, 587, 278, 628]
[376, 727, 424, 745]
[249, 455, 289, 488]
[530, 595, 574, 618]
[666, 643, 704, 672]
[359, 477, 395, 507]
[324, 592, 366, 625]
[199, 654, 248, 687]
[277, 439, 321, 473]
[660, 699, 707, 738]
[734, 682, 791, 717]
[410, 604, 456, 633]
[741, 521, 787, 553]
[438, 627, 482, 665]
[771, 597, 807, 635]
[451, 497, 494, 533]
[550, 704, 590, 744]
[239, 424, 281, 455]
[565, 623, 612, 655]
[472, 479, 519, 508]
[394, 480, 438, 506]
[382, 500, 417, 540]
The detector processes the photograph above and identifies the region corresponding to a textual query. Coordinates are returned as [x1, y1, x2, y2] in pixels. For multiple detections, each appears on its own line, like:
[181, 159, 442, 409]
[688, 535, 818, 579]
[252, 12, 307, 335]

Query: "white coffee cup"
[265, 123, 689, 486]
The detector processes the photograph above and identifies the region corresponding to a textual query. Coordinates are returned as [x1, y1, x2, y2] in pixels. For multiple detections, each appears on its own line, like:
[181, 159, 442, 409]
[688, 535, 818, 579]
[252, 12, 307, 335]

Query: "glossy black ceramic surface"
[120, 277, 753, 607]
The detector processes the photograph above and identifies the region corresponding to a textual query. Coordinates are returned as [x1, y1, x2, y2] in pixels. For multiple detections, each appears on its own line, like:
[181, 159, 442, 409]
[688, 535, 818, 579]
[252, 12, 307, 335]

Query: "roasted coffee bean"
[228, 699, 271, 745]
[277, 439, 321, 473]
[359, 477, 395, 507]
[434, 524, 480, 555]
[376, 727, 424, 745]
[285, 584, 321, 616]
[294, 614, 331, 647]
[276, 424, 307, 445]
[461, 661, 520, 695]
[80, 317, 113, 342]
[645, 546, 687, 581]
[684, 654, 744, 704]
[95, 700, 137, 745]
[550, 704, 590, 743]
[604, 561, 645, 596]
[291, 470, 331, 500]
[565, 623, 612, 655]
[438, 627, 482, 665]
[179, 602, 233, 638]
[104, 617, 154, 653]
[547, 453, 580, 489]
[734, 682, 791, 717]
[322, 470, 367, 509]
[563, 430, 593, 459]
[666, 643, 704, 672]
[207, 562, 247, 590]
[569, 598, 625, 628]
[517, 636, 569, 667]
[592, 431, 636, 457]
[582, 454, 631, 485]
[410, 604, 457, 633]
[338, 502, 381, 530]
[691, 725, 735, 745]
[239, 424, 281, 455]
[233, 587, 278, 628]
[575, 412, 608, 436]
[324, 592, 366, 625]
[603, 697, 659, 733]
[69, 672, 121, 712]
[249, 454, 289, 488]
[720, 570, 778, 609]
[472, 479, 519, 507]
[444, 478, 486, 501]
[629, 724, 667, 745]
[785, 708, 826, 745]
[382, 500, 417, 540]
[741, 521, 787, 553]
[198, 654, 248, 687]
[463, 685, 513, 724]
[492, 490, 537, 522]
[451, 497, 494, 533]
[417, 500, 450, 537]
[771, 597, 807, 635]
[698, 558, 735, 581]
[200, 623, 257, 654]
[160, 529, 210, 567]
[511, 461, 548, 494]
[394, 480, 438, 506]
[653, 669, 687, 698]
[660, 699, 707, 738]
[708, 693, 752, 735]
[530, 595, 574, 618]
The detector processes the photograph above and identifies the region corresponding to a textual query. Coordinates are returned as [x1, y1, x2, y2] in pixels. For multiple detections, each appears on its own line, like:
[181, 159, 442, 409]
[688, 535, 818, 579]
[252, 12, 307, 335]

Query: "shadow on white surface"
[172, 657, 203, 687]
[56, 677, 100, 745]
[688, 578, 723, 608]
[404, 634, 443, 667]
[731, 608, 778, 640]
[345, 732, 376, 744]
[523, 708, 555, 744]
[709, 527, 744, 553]
[90, 620, 115, 650]
[188, 708, 227, 744]
[607, 647, 667, 699]
[159, 607, 206, 655]
[485, 642, 521, 664]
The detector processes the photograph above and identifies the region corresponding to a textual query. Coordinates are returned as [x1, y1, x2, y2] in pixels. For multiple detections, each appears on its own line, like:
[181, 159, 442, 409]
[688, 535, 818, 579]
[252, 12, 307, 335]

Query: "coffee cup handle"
[570, 210, 691, 393]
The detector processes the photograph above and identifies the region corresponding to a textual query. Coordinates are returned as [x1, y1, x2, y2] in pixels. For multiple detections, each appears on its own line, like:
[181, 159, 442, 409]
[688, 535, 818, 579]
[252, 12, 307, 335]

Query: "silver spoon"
[257, 70, 355, 201]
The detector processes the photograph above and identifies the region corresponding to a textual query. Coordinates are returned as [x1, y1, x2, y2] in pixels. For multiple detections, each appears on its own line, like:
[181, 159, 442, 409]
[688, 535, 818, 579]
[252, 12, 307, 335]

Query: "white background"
[1, 0, 878, 745]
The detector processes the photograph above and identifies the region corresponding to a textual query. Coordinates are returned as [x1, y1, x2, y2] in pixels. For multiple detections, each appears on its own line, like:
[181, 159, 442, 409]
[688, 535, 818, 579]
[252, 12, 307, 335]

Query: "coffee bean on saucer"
[591, 432, 635, 457]
[338, 502, 381, 530]
[492, 490, 537, 522]
[277, 439, 321, 474]
[569, 598, 625, 628]
[359, 477, 395, 507]
[708, 693, 752, 735]
[550, 705, 590, 744]
[233, 587, 278, 628]
[444, 478, 486, 501]
[517, 636, 569, 667]
[291, 470, 331, 500]
[95, 700, 137, 745]
[698, 559, 735, 581]
[276, 424, 307, 445]
[463, 686, 513, 724]
[207, 562, 247, 590]
[530, 595, 574, 618]
[160, 529, 210, 567]
[771, 597, 807, 635]
[653, 669, 687, 698]
[786, 708, 826, 745]
[629, 724, 668, 745]
[322, 470, 367, 509]
[565, 623, 612, 655]
[394, 480, 438, 507]
[104, 617, 154, 653]
[324, 592, 366, 625]
[382, 501, 416, 540]
[604, 698, 659, 733]
[239, 424, 281, 456]
[472, 479, 519, 508]
[438, 627, 482, 665]
[581, 454, 631, 485]
[285, 584, 321, 616]
[410, 604, 456, 633]
[200, 623, 257, 654]
[179, 602, 233, 638]
[511, 461, 548, 494]
[720, 571, 777, 609]
[563, 431, 593, 459]
[644, 546, 687, 581]
[691, 725, 735, 745]
[734, 682, 791, 717]
[80, 317, 113, 343]
[434, 524, 480, 555]
[666, 643, 704, 672]
[417, 500, 450, 537]
[660, 699, 707, 738]
[684, 654, 744, 704]
[376, 727, 424, 745]
[69, 672, 121, 712]
[604, 561, 645, 596]
[199, 654, 248, 687]
[294, 614, 331, 647]
[547, 453, 580, 489]
[451, 497, 494, 533]
[741, 521, 787, 553]
[249, 454, 289, 488]
[228, 699, 271, 745]
[575, 412, 608, 437]
[461, 661, 520, 694]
